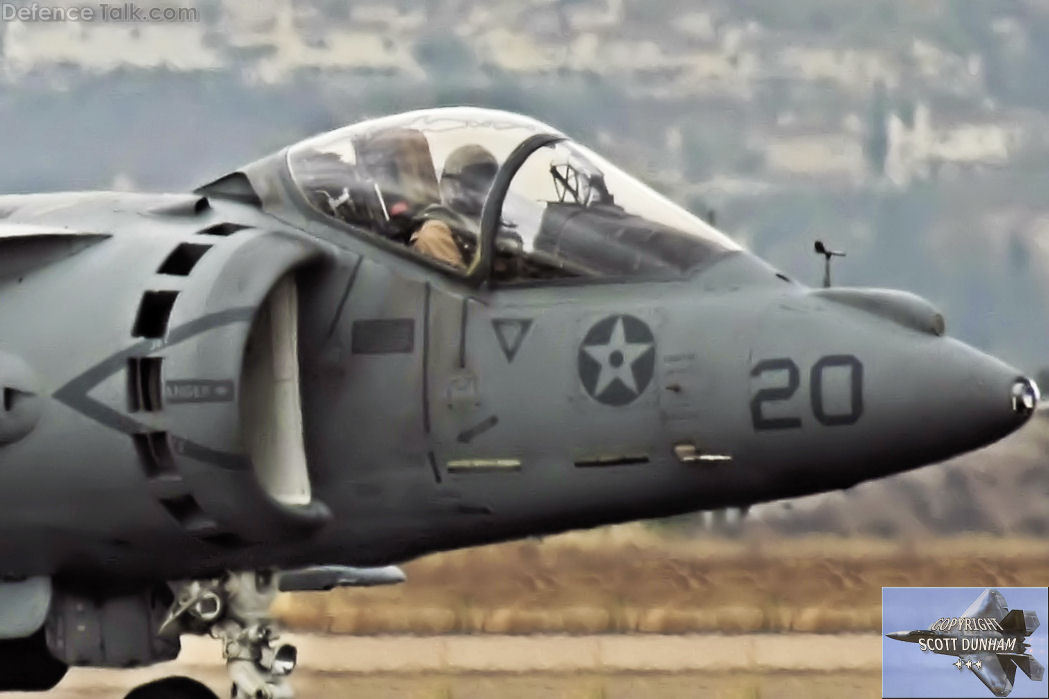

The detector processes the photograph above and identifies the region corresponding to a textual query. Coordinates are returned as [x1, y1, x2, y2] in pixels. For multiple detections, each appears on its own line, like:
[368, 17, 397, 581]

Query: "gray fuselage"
[0, 178, 1034, 583]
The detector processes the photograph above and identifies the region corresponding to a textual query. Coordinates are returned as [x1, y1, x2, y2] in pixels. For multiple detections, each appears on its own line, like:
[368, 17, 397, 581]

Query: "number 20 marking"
[750, 355, 863, 430]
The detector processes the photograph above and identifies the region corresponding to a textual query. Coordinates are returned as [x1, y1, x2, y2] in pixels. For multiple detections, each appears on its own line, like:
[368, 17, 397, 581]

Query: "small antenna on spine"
[814, 240, 845, 288]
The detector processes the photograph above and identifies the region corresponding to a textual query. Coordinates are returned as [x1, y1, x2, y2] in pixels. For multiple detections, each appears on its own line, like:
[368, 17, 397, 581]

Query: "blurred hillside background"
[2, 0, 1049, 538]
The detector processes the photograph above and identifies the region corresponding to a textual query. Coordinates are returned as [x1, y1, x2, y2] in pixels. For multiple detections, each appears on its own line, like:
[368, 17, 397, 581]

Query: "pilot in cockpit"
[407, 144, 498, 269]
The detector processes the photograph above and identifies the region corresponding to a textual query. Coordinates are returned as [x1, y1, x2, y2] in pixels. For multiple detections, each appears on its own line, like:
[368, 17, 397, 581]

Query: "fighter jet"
[887, 589, 1045, 697]
[0, 107, 1039, 698]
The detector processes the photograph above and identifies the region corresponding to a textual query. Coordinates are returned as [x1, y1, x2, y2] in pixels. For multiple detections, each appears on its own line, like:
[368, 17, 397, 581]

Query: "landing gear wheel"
[125, 676, 219, 699]
[0, 629, 68, 690]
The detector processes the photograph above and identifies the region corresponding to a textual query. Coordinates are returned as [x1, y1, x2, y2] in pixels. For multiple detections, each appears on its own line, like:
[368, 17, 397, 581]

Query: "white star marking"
[583, 318, 653, 396]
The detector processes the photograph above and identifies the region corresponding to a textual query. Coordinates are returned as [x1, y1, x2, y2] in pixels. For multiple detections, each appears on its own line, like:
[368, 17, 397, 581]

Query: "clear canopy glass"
[287, 107, 740, 279]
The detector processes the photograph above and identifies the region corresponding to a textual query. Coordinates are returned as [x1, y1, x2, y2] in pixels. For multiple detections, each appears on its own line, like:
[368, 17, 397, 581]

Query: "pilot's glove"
[411, 219, 465, 269]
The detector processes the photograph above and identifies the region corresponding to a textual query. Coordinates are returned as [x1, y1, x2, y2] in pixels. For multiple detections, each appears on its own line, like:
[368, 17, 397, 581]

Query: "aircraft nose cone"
[750, 293, 1036, 485]
[1011, 376, 1040, 417]
[848, 336, 1032, 474]
[949, 353, 1035, 444]
[886, 631, 909, 641]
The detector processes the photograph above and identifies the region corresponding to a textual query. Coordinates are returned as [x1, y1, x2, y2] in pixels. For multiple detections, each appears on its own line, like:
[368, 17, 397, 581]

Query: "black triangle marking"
[492, 318, 533, 362]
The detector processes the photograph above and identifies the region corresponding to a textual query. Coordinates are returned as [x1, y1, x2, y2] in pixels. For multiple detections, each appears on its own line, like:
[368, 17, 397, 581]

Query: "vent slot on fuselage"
[133, 291, 179, 339]
[132, 431, 177, 479]
[574, 454, 650, 468]
[197, 222, 249, 237]
[158, 494, 216, 534]
[240, 276, 312, 507]
[131, 432, 242, 545]
[127, 357, 163, 412]
[157, 243, 212, 276]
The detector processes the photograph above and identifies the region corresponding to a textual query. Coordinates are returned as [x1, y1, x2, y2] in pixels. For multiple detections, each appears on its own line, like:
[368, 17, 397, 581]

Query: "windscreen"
[495, 140, 740, 280]
[287, 107, 741, 280]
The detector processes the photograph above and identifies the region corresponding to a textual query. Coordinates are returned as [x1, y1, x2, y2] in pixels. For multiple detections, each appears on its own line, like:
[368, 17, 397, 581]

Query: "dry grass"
[273, 530, 1049, 634]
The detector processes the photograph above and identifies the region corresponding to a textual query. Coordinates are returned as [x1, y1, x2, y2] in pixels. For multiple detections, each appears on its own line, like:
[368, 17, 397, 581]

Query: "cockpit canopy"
[287, 108, 740, 281]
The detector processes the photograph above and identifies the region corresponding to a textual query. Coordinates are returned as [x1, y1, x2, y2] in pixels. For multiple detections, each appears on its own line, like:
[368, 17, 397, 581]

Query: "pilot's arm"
[410, 219, 465, 269]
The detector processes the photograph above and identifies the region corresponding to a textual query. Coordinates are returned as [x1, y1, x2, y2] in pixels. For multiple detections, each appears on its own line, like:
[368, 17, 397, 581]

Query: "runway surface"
[12, 633, 881, 698]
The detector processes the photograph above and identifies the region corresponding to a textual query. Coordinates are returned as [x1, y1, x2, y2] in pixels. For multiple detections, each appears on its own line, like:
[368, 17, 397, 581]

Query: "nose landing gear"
[124, 571, 297, 699]
[120, 565, 405, 698]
